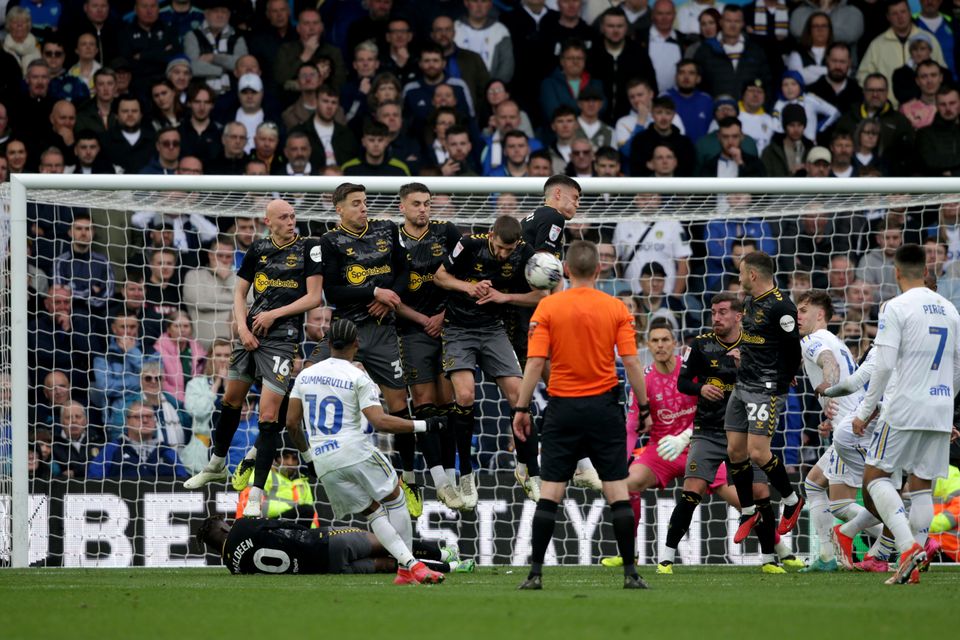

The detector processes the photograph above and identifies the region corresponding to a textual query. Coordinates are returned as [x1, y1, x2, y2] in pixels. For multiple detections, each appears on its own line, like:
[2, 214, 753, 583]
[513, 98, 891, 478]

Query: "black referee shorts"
[540, 387, 627, 483]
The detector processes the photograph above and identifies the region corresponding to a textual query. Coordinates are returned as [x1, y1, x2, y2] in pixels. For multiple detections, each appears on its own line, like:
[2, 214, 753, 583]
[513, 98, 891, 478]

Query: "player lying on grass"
[197, 515, 474, 575]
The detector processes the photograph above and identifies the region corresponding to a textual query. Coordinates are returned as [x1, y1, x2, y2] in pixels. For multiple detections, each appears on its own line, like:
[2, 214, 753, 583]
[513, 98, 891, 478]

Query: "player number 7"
[929, 326, 948, 371]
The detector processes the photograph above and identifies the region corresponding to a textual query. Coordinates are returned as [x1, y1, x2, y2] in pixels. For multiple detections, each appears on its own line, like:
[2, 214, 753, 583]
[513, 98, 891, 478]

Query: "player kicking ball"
[286, 319, 447, 585]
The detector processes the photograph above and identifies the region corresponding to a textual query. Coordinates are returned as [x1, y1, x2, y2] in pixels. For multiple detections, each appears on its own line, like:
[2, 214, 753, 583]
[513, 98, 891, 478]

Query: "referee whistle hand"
[852, 418, 866, 436]
[512, 413, 530, 442]
[425, 416, 447, 432]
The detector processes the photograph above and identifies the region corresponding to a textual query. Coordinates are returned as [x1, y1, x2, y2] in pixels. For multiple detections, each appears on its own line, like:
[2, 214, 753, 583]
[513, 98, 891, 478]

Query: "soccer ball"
[525, 252, 563, 290]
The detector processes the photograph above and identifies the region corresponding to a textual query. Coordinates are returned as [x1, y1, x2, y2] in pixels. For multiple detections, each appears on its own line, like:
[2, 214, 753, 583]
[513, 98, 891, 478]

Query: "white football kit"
[290, 357, 395, 518]
[858, 287, 960, 481]
[802, 329, 867, 487]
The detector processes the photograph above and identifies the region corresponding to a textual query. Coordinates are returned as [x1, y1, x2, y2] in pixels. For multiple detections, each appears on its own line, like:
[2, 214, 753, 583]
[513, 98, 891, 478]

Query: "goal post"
[5, 174, 960, 569]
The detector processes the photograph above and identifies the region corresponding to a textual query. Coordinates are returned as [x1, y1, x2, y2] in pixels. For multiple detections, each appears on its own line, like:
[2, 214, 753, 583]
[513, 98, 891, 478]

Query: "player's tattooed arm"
[817, 350, 841, 389]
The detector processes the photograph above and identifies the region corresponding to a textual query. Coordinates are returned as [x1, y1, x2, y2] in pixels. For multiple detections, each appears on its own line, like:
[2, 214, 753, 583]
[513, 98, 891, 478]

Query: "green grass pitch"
[2, 566, 959, 640]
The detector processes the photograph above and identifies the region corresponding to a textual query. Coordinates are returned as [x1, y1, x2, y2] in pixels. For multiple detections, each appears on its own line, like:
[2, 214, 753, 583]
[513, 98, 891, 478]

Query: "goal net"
[3, 175, 959, 569]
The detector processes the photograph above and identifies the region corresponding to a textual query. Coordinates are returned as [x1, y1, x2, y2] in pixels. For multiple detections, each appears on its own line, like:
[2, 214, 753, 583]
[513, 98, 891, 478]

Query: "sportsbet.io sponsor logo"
[254, 272, 299, 293]
[346, 264, 392, 285]
[408, 271, 434, 291]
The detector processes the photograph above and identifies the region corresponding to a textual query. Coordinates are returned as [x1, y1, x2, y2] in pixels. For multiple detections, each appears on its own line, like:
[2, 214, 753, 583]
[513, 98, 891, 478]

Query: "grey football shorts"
[228, 336, 298, 396]
[441, 323, 522, 379]
[724, 386, 784, 437]
[398, 330, 442, 386]
[308, 321, 405, 389]
[686, 430, 765, 484]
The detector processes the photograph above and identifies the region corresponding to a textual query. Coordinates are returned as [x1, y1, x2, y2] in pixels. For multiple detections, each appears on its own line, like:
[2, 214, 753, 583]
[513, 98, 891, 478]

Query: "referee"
[512, 240, 650, 590]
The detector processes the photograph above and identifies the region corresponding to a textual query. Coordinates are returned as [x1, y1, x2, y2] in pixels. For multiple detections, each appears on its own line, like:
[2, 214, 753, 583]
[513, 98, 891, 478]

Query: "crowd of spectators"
[7, 0, 960, 480]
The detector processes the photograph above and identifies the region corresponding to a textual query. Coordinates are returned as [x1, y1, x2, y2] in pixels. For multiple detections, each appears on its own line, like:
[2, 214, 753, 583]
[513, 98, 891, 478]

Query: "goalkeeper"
[197, 515, 474, 575]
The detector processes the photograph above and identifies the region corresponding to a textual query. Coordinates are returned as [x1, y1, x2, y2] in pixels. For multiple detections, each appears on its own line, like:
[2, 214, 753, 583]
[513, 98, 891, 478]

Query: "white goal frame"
[8, 174, 960, 568]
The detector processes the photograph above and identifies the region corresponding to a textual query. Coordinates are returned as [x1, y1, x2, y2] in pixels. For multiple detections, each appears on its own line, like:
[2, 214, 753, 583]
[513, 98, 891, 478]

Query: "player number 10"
[304, 394, 344, 436]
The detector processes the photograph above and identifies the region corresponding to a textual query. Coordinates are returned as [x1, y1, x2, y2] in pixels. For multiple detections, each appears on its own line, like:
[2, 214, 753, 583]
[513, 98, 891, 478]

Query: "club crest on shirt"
[376, 238, 390, 253]
[549, 224, 561, 242]
[431, 242, 444, 257]
[285, 253, 298, 268]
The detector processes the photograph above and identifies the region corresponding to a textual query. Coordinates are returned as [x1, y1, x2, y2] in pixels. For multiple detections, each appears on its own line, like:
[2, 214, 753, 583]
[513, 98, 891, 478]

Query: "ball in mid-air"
[525, 252, 563, 290]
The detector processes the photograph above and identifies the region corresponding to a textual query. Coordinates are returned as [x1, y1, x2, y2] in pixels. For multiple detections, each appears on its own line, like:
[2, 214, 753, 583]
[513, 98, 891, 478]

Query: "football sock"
[576, 458, 595, 472]
[430, 466, 449, 488]
[759, 455, 797, 503]
[384, 493, 413, 549]
[246, 486, 264, 514]
[452, 403, 475, 476]
[870, 534, 897, 560]
[252, 421, 281, 490]
[729, 459, 755, 513]
[838, 503, 882, 538]
[755, 498, 777, 556]
[445, 468, 457, 485]
[907, 489, 933, 547]
[437, 403, 457, 470]
[367, 505, 415, 568]
[412, 539, 442, 561]
[867, 477, 916, 553]
[828, 498, 859, 521]
[211, 401, 242, 458]
[413, 404, 443, 470]
[611, 500, 638, 577]
[804, 479, 833, 561]
[666, 491, 701, 551]
[529, 498, 559, 576]
[208, 453, 226, 470]
[391, 410, 416, 481]
[629, 491, 642, 529]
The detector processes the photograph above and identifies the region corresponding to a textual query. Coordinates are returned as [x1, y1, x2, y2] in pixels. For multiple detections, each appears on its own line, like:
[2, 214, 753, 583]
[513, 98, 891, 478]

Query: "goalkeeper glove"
[656, 429, 692, 462]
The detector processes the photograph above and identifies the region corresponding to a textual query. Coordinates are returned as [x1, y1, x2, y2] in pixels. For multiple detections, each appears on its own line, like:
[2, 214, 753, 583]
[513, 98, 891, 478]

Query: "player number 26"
[304, 394, 344, 435]
[745, 402, 770, 423]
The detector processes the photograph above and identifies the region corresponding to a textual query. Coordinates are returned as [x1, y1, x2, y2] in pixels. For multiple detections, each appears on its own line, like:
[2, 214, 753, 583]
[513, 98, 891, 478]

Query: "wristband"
[413, 420, 427, 433]
[513, 407, 531, 413]
[300, 447, 314, 463]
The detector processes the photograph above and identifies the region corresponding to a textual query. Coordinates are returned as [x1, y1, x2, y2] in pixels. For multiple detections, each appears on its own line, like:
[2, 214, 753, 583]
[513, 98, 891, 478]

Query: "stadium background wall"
[1, 475, 807, 568]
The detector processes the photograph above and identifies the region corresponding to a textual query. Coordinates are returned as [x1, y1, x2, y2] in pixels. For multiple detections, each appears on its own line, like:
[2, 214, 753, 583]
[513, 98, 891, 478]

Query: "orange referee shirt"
[527, 287, 638, 398]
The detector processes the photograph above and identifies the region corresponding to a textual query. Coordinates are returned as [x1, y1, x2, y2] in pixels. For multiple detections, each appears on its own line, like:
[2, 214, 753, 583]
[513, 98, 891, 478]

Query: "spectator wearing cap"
[103, 94, 155, 173]
[738, 78, 775, 153]
[891, 31, 951, 107]
[803, 145, 832, 176]
[629, 95, 695, 176]
[539, 39, 605, 124]
[761, 103, 814, 176]
[694, 96, 759, 172]
[117, 0, 182, 95]
[771, 70, 840, 144]
[90, 399, 188, 479]
[589, 7, 659, 122]
[576, 86, 614, 149]
[165, 55, 193, 101]
[807, 42, 864, 115]
[274, 8, 345, 93]
[693, 4, 772, 98]
[234, 73, 266, 152]
[857, 0, 946, 105]
[211, 55, 282, 126]
[836, 73, 914, 175]
[183, 0, 248, 96]
[699, 116, 765, 177]
[108, 56, 134, 94]
[665, 60, 713, 144]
